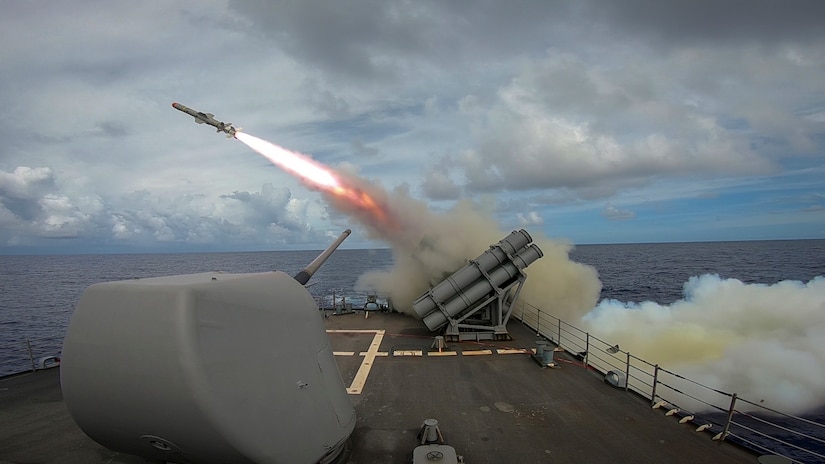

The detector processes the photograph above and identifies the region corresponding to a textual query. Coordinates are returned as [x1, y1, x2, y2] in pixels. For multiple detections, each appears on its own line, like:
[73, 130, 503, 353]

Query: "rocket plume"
[235, 132, 398, 232]
[236, 132, 338, 189]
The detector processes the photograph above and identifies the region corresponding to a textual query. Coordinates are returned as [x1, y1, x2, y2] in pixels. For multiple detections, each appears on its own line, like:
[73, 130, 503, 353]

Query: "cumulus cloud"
[0, 166, 56, 201]
[586, 0, 825, 46]
[0, 166, 103, 241]
[602, 204, 635, 221]
[2, 1, 824, 251]
[448, 49, 798, 197]
[0, 165, 330, 250]
[225, 2, 825, 210]
[227, 0, 574, 85]
[38, 195, 93, 237]
[105, 183, 324, 247]
[517, 211, 544, 226]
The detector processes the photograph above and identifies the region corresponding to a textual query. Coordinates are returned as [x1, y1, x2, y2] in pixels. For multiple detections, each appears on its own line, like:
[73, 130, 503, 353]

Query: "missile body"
[172, 102, 238, 137]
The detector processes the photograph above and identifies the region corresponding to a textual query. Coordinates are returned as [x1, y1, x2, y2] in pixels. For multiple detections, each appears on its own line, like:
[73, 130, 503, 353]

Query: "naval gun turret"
[61, 231, 355, 464]
[412, 229, 543, 341]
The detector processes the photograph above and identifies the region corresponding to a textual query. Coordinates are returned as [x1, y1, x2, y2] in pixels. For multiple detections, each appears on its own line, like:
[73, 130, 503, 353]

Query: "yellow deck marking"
[328, 329, 525, 395]
[462, 349, 493, 356]
[497, 349, 531, 355]
[326, 329, 383, 333]
[393, 350, 423, 356]
[347, 330, 384, 395]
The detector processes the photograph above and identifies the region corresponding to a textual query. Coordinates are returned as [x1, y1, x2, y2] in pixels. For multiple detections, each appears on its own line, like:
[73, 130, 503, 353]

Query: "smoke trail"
[583, 274, 825, 413]
[325, 174, 602, 322]
[327, 165, 602, 319]
[336, 175, 602, 317]
[235, 132, 601, 317]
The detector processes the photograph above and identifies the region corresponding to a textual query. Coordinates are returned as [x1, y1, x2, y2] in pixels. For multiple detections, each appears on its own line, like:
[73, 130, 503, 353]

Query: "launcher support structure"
[412, 229, 543, 341]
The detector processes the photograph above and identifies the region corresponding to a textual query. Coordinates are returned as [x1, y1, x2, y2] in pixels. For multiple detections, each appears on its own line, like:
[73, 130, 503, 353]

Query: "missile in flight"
[172, 102, 239, 137]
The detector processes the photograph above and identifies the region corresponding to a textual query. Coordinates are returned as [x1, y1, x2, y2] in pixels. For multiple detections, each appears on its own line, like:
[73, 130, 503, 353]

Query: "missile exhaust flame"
[235, 132, 339, 189]
[234, 132, 397, 231]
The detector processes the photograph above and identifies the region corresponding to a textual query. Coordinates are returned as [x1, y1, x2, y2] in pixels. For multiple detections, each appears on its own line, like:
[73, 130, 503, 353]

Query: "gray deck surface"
[1, 311, 759, 463]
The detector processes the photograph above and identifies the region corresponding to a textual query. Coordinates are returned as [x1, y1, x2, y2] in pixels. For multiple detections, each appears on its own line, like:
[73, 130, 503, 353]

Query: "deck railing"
[3, 301, 823, 462]
[515, 300, 825, 464]
[0, 335, 64, 377]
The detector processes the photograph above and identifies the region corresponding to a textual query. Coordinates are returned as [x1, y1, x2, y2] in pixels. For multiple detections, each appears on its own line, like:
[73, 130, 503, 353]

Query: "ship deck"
[0, 311, 759, 463]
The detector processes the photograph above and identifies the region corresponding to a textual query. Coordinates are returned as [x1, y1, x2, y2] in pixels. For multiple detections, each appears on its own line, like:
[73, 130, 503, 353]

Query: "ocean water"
[2, 240, 823, 377]
[570, 240, 825, 304]
[0, 248, 393, 376]
[2, 239, 824, 461]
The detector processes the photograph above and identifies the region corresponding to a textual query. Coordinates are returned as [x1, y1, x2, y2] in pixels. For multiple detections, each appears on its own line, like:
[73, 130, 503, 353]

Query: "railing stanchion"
[557, 319, 562, 347]
[584, 332, 590, 369]
[536, 309, 541, 336]
[26, 339, 36, 372]
[650, 364, 659, 405]
[720, 393, 738, 442]
[624, 352, 631, 391]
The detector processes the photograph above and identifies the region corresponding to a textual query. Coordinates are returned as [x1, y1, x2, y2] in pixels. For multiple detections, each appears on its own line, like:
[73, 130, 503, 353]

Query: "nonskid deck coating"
[0, 311, 758, 463]
[326, 312, 757, 464]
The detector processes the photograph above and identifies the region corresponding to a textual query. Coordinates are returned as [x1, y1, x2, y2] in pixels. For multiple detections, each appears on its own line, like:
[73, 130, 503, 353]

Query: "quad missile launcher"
[412, 229, 543, 340]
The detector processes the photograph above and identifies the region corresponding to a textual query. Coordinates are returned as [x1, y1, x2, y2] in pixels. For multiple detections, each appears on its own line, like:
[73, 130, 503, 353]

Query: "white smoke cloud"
[420, 166, 462, 201]
[306, 169, 602, 319]
[583, 274, 825, 413]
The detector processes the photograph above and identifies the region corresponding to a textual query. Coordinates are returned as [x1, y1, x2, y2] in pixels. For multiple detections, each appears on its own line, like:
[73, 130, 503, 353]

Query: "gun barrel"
[293, 229, 352, 285]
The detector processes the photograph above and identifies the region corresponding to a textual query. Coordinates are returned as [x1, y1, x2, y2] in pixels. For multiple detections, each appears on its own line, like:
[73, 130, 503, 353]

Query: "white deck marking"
[326, 329, 384, 333]
[326, 329, 527, 395]
[393, 350, 423, 356]
[359, 351, 389, 356]
[345, 330, 384, 395]
[428, 351, 458, 356]
[462, 349, 493, 356]
[497, 349, 531, 355]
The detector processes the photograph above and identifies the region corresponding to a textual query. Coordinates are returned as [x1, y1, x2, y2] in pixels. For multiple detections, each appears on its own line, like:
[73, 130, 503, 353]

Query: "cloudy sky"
[1, 1, 824, 254]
